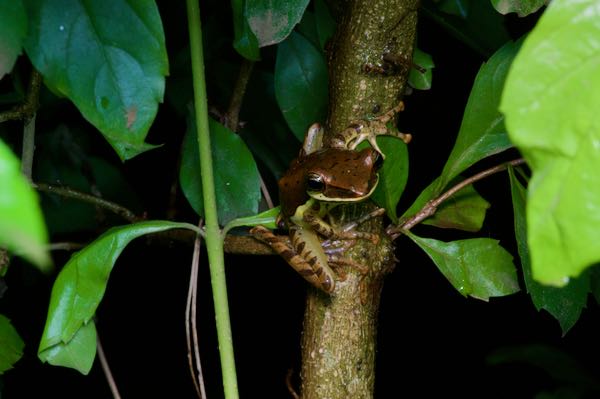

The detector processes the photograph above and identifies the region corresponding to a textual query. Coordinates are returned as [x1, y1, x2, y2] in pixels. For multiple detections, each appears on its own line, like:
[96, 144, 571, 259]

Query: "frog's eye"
[306, 172, 325, 193]
[373, 152, 384, 170]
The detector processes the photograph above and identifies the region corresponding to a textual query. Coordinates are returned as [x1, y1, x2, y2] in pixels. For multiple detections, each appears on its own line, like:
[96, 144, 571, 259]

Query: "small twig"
[97, 334, 122, 399]
[48, 242, 85, 251]
[388, 158, 526, 239]
[0, 69, 42, 123]
[224, 60, 254, 132]
[285, 368, 300, 399]
[259, 175, 274, 209]
[186, 220, 206, 399]
[34, 183, 140, 223]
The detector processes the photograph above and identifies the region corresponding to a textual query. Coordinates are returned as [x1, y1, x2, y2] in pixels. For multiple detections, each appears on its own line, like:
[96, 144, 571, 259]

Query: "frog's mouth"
[308, 174, 379, 202]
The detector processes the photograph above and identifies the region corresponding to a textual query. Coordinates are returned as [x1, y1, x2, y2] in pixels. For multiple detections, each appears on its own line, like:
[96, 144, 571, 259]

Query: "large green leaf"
[359, 136, 409, 223]
[501, 0, 600, 285]
[38, 221, 196, 373]
[232, 0, 260, 60]
[275, 31, 328, 141]
[0, 314, 24, 374]
[314, 0, 335, 52]
[180, 116, 261, 225]
[0, 0, 27, 80]
[438, 39, 519, 191]
[509, 168, 588, 335]
[407, 232, 519, 300]
[23, 0, 168, 161]
[0, 139, 50, 270]
[491, 0, 546, 17]
[246, 0, 310, 46]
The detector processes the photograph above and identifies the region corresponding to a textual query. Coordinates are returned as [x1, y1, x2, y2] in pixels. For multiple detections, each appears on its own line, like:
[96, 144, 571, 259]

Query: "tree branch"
[34, 183, 141, 223]
[0, 69, 42, 123]
[388, 158, 526, 239]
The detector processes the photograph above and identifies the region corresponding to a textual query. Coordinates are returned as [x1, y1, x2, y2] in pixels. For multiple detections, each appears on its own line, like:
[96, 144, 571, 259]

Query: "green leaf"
[408, 48, 434, 90]
[296, 10, 319, 49]
[0, 314, 24, 374]
[232, 0, 260, 60]
[491, 0, 546, 17]
[0, 0, 27, 80]
[423, 183, 490, 232]
[39, 320, 96, 375]
[590, 266, 600, 307]
[246, 0, 310, 46]
[275, 31, 328, 141]
[23, 0, 168, 161]
[438, 39, 520, 191]
[425, 0, 511, 57]
[38, 221, 196, 373]
[314, 0, 335, 51]
[223, 206, 280, 236]
[407, 232, 519, 300]
[360, 136, 408, 223]
[180, 116, 261, 225]
[501, 0, 600, 285]
[509, 168, 588, 335]
[0, 139, 51, 270]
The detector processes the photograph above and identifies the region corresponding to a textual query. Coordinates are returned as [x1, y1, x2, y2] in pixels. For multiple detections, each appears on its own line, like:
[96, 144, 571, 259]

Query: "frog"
[250, 103, 409, 293]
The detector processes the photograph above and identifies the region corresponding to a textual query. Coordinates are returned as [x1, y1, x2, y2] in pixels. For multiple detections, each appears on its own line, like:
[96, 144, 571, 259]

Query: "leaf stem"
[186, 1, 239, 398]
[33, 183, 140, 223]
[97, 334, 122, 399]
[389, 158, 525, 238]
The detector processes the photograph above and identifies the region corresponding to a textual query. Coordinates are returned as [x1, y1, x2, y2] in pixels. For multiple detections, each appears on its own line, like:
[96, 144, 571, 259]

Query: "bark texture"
[300, 1, 419, 398]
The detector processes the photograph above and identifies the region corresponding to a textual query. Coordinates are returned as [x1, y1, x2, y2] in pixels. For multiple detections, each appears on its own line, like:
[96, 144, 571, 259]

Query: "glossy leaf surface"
[491, 0, 546, 16]
[359, 137, 408, 223]
[408, 232, 519, 300]
[509, 168, 588, 335]
[501, 0, 600, 285]
[232, 0, 260, 60]
[0, 314, 24, 374]
[23, 0, 168, 160]
[438, 40, 519, 191]
[246, 0, 310, 46]
[0, 139, 50, 270]
[275, 32, 328, 141]
[180, 117, 261, 225]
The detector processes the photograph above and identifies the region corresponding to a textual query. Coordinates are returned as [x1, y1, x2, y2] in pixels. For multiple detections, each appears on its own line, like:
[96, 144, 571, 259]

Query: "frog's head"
[278, 147, 382, 219]
[304, 147, 382, 202]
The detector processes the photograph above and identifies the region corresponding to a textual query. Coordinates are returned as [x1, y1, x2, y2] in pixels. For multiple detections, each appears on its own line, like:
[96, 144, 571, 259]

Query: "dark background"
[2, 2, 599, 398]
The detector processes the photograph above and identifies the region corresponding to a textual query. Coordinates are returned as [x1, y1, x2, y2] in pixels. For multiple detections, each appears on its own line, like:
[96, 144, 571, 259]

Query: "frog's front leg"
[302, 207, 379, 244]
[250, 225, 336, 293]
[328, 101, 412, 155]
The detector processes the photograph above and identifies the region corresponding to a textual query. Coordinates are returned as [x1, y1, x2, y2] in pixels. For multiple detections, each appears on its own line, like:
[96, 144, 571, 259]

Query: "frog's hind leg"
[250, 226, 335, 293]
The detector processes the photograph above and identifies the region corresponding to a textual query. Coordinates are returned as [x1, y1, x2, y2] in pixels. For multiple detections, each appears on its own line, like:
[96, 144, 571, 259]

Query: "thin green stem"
[186, 1, 239, 398]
